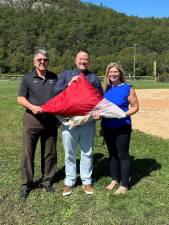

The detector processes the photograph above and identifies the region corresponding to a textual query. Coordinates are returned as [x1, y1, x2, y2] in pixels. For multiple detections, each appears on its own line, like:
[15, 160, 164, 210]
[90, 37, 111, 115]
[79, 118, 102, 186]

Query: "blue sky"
[81, 0, 169, 18]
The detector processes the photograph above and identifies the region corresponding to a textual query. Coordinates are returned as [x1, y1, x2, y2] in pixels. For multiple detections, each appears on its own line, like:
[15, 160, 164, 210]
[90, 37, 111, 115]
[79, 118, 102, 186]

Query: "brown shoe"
[62, 185, 73, 196]
[82, 184, 94, 195]
[114, 186, 128, 195]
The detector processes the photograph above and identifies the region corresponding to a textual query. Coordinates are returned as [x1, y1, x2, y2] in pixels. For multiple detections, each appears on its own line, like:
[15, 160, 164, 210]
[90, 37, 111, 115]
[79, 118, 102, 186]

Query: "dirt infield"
[132, 89, 169, 140]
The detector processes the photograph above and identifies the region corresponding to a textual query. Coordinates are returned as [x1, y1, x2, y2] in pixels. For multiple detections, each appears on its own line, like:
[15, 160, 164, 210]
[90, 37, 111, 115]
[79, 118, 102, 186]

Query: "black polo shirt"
[18, 69, 58, 106]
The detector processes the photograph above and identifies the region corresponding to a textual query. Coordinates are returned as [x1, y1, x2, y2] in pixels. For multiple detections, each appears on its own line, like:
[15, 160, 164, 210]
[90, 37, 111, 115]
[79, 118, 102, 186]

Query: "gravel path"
[132, 89, 169, 140]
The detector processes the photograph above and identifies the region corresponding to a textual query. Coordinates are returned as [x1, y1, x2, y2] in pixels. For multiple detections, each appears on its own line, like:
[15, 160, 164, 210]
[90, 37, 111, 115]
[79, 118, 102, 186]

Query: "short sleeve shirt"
[18, 69, 58, 106]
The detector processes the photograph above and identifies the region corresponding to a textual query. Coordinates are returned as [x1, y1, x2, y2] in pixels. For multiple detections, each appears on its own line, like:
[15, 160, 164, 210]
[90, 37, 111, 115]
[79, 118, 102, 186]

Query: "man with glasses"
[17, 49, 58, 200]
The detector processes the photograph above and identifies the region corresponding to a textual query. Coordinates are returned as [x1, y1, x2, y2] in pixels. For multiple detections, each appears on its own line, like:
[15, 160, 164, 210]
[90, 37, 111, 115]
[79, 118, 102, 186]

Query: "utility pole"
[153, 61, 157, 84]
[133, 43, 137, 80]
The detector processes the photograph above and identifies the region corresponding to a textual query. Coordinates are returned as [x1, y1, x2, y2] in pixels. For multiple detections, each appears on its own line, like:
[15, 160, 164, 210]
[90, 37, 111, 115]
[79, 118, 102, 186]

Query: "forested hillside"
[0, 0, 169, 78]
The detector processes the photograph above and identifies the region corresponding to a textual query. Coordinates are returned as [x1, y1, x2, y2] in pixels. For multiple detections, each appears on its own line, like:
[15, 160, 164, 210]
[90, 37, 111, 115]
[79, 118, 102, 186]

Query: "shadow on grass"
[91, 153, 161, 187]
[40, 154, 161, 188]
[129, 156, 161, 188]
[53, 166, 65, 184]
[57, 154, 109, 187]
[31, 166, 65, 189]
[92, 153, 110, 182]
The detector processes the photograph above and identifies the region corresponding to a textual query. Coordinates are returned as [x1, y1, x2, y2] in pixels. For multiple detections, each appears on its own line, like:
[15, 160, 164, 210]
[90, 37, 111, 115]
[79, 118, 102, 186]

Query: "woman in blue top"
[100, 62, 139, 195]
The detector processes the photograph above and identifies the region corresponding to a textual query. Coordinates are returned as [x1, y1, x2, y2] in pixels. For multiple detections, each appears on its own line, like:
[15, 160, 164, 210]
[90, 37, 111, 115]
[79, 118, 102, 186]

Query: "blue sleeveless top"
[102, 83, 131, 128]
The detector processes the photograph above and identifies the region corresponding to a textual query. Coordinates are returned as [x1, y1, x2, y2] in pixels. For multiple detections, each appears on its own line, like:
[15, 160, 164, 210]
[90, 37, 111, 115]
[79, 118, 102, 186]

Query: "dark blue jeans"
[102, 125, 132, 187]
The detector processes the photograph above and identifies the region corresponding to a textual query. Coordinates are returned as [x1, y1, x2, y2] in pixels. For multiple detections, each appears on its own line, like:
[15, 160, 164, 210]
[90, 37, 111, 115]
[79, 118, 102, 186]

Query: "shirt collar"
[76, 68, 90, 75]
[33, 69, 48, 79]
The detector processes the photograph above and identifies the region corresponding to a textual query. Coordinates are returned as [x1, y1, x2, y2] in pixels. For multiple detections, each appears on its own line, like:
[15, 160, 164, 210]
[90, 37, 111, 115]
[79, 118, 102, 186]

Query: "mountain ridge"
[0, 0, 168, 78]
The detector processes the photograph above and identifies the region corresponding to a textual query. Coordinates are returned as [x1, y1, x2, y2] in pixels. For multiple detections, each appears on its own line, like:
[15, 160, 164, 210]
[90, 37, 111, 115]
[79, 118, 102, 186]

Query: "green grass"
[129, 80, 169, 89]
[1, 78, 169, 89]
[0, 81, 169, 225]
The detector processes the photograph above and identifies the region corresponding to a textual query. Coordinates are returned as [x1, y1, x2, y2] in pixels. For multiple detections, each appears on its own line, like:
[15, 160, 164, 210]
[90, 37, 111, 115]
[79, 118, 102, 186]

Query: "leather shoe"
[45, 185, 55, 193]
[20, 189, 30, 200]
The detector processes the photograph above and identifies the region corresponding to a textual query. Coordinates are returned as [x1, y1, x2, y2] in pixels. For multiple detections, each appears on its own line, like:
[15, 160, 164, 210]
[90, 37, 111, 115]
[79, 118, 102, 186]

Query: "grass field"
[130, 80, 169, 89]
[0, 81, 169, 225]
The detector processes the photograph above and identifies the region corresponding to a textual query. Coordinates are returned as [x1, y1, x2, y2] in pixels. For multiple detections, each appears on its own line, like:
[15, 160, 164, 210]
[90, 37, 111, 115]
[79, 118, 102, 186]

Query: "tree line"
[0, 0, 169, 80]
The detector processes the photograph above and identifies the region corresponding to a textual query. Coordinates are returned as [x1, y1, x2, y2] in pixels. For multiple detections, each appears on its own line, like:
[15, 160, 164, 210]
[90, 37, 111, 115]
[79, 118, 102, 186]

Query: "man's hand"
[17, 96, 43, 115]
[31, 105, 43, 115]
[68, 76, 80, 86]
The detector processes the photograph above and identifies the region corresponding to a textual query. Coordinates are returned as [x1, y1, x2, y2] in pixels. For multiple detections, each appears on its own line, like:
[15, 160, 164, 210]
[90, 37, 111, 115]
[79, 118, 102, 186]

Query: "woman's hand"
[92, 110, 101, 120]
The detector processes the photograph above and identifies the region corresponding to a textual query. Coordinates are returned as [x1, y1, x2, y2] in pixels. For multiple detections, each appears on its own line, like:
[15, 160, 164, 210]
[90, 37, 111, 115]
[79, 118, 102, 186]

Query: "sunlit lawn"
[0, 81, 169, 225]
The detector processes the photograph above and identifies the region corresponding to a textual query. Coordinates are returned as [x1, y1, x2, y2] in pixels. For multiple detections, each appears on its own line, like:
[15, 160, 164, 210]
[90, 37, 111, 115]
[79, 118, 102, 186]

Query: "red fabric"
[41, 74, 102, 116]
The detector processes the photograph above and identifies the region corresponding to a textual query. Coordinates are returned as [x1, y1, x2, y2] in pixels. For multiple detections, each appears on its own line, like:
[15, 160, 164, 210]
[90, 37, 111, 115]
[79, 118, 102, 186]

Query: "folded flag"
[41, 74, 126, 127]
[42, 74, 102, 116]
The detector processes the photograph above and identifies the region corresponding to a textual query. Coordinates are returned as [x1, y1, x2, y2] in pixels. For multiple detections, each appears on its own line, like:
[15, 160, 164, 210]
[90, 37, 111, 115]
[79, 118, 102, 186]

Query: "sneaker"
[114, 186, 128, 195]
[62, 185, 73, 196]
[82, 184, 94, 195]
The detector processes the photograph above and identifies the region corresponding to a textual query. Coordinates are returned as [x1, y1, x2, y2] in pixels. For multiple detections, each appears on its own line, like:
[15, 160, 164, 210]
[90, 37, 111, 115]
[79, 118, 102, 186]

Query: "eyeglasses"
[36, 58, 48, 62]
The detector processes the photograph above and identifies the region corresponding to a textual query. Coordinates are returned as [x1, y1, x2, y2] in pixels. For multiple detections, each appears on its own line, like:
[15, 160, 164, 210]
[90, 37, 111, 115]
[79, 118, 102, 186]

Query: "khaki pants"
[21, 111, 58, 190]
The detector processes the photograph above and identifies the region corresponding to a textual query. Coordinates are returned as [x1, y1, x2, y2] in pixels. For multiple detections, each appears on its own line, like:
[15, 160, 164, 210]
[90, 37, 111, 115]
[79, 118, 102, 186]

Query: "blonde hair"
[103, 62, 126, 92]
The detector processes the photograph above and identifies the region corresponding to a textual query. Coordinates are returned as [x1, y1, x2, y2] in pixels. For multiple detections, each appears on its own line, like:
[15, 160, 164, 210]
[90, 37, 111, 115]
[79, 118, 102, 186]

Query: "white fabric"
[94, 98, 126, 118]
[57, 98, 126, 129]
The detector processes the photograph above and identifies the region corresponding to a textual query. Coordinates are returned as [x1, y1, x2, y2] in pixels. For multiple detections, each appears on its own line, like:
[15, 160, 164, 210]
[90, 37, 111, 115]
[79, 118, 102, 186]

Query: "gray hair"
[34, 49, 49, 60]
